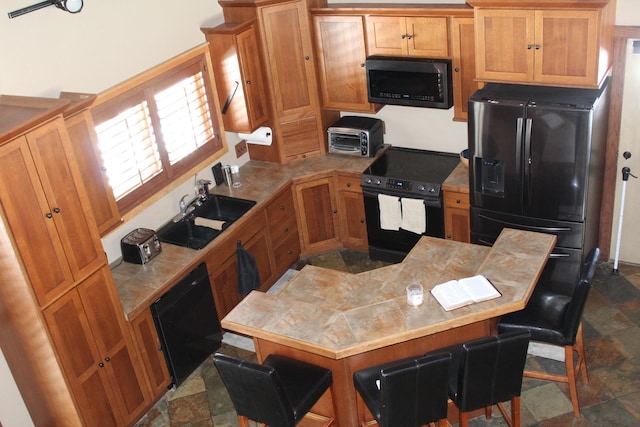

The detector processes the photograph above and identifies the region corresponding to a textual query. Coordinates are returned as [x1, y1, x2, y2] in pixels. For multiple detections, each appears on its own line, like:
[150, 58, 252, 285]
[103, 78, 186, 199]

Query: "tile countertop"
[111, 152, 383, 320]
[221, 228, 556, 359]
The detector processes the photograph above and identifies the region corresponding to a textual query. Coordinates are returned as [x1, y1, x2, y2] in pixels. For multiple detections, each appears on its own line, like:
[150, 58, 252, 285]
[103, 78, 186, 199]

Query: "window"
[92, 51, 222, 214]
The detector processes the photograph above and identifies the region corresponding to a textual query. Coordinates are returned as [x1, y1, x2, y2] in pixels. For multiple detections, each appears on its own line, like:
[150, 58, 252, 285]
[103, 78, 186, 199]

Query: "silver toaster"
[121, 228, 162, 264]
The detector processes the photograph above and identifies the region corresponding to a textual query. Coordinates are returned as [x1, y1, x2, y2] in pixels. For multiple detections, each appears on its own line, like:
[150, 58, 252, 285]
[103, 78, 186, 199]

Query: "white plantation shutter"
[92, 54, 221, 214]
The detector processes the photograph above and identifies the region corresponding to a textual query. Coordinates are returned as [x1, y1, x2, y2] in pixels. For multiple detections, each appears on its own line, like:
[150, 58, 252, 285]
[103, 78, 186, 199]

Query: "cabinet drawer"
[266, 187, 295, 227]
[273, 230, 301, 271]
[336, 174, 362, 192]
[444, 191, 469, 209]
[270, 213, 298, 249]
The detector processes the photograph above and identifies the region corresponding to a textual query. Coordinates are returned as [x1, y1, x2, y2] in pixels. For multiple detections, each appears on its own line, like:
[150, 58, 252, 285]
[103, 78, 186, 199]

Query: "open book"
[431, 275, 501, 311]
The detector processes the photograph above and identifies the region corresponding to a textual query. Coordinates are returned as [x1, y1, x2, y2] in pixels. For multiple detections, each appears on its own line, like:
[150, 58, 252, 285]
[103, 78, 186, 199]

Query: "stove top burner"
[361, 147, 460, 198]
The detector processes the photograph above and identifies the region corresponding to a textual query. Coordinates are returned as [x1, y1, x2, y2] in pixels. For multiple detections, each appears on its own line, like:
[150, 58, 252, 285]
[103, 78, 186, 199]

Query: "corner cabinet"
[469, 0, 616, 87]
[201, 21, 269, 134]
[365, 15, 449, 57]
[220, 0, 339, 163]
[313, 14, 381, 113]
[293, 174, 341, 257]
[335, 173, 368, 251]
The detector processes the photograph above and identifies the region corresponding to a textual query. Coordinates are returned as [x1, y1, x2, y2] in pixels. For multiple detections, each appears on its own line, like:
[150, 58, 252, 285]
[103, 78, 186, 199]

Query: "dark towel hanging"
[237, 240, 260, 296]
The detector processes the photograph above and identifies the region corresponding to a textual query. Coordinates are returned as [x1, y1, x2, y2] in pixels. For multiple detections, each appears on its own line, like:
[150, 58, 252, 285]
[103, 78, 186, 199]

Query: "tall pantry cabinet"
[218, 0, 339, 163]
[0, 96, 149, 426]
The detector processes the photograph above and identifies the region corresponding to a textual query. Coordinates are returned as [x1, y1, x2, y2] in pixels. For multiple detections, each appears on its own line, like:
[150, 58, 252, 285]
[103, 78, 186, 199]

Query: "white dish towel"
[378, 194, 401, 231]
[401, 198, 426, 234]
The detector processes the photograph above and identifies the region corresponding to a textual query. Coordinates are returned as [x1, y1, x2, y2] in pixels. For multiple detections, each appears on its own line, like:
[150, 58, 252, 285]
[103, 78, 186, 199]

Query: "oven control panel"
[361, 175, 441, 197]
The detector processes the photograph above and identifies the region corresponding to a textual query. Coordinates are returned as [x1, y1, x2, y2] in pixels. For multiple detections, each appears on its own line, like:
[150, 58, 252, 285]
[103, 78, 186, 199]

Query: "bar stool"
[447, 331, 531, 427]
[213, 353, 332, 427]
[353, 352, 452, 427]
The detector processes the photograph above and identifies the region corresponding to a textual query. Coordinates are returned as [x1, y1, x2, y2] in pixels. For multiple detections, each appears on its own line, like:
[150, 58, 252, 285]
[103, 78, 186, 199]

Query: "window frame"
[91, 45, 225, 215]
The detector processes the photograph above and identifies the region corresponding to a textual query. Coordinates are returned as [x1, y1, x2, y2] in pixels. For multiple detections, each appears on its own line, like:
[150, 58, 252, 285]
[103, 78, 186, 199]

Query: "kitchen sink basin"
[157, 195, 256, 249]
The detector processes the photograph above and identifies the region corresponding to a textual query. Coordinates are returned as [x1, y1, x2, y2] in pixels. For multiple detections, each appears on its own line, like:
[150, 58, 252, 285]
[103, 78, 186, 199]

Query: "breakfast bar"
[221, 228, 556, 426]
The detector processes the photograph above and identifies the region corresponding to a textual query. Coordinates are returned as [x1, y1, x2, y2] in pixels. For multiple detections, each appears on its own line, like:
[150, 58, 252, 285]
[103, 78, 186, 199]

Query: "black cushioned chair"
[353, 352, 452, 427]
[447, 331, 531, 427]
[213, 353, 332, 427]
[498, 247, 600, 417]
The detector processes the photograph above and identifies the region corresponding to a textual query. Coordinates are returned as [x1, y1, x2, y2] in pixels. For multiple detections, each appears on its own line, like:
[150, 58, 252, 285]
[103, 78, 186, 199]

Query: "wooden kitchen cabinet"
[265, 185, 301, 277]
[201, 21, 269, 134]
[335, 173, 368, 251]
[312, 14, 381, 113]
[470, 0, 615, 87]
[366, 15, 449, 57]
[130, 309, 171, 401]
[450, 17, 483, 121]
[43, 267, 149, 426]
[444, 190, 470, 243]
[220, 0, 339, 163]
[60, 92, 122, 236]
[0, 112, 105, 307]
[206, 208, 274, 320]
[293, 174, 341, 257]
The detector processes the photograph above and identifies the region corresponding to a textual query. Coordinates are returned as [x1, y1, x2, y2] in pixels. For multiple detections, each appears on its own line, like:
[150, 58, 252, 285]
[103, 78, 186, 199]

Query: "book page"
[430, 280, 474, 311]
[458, 275, 501, 302]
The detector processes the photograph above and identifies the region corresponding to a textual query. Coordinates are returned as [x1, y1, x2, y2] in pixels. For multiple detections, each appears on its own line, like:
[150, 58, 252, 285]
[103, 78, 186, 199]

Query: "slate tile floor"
[135, 249, 640, 427]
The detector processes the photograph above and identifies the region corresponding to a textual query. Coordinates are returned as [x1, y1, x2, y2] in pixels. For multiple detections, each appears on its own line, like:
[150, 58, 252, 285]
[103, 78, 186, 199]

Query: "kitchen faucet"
[179, 194, 191, 216]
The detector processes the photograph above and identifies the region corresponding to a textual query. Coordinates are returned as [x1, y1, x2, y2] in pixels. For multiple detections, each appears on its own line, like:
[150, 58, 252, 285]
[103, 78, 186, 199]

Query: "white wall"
[1, 1, 639, 425]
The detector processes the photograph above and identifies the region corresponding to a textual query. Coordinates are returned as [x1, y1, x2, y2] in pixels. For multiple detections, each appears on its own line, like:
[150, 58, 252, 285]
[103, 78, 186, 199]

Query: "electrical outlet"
[235, 140, 248, 158]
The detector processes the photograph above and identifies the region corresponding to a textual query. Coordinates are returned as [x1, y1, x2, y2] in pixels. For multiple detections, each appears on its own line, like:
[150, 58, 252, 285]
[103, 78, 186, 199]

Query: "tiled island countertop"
[222, 228, 556, 359]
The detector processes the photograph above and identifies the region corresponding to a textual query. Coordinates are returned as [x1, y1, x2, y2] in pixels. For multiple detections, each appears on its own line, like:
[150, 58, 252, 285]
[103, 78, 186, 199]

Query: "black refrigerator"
[468, 80, 610, 296]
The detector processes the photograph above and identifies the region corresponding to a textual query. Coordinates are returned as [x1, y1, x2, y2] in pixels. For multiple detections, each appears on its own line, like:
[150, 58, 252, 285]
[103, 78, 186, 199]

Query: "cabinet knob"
[535, 44, 541, 50]
[346, 182, 351, 188]
[446, 234, 452, 239]
[360, 63, 365, 68]
[454, 67, 460, 72]
[53, 207, 61, 213]
[98, 362, 104, 368]
[279, 205, 285, 211]
[401, 34, 407, 39]
[287, 250, 293, 255]
[101, 166, 107, 172]
[333, 209, 337, 214]
[305, 55, 310, 60]
[283, 227, 289, 232]
[360, 219, 365, 224]
[406, 34, 413, 40]
[46, 212, 53, 218]
[246, 80, 251, 85]
[157, 346, 163, 351]
[456, 199, 462, 204]
[104, 357, 110, 362]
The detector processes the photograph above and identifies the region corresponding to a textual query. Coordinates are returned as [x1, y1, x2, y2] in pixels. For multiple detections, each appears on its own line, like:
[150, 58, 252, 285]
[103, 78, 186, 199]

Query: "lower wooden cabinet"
[335, 173, 368, 251]
[43, 266, 149, 426]
[444, 190, 470, 243]
[130, 309, 171, 400]
[266, 185, 301, 276]
[293, 174, 341, 257]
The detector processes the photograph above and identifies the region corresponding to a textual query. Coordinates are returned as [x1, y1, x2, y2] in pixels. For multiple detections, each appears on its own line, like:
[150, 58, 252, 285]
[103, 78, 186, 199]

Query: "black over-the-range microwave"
[365, 56, 453, 109]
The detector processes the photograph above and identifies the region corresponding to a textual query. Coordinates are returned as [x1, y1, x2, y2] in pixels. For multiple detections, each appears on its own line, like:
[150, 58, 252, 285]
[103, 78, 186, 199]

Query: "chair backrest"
[455, 331, 530, 413]
[213, 353, 295, 427]
[379, 352, 451, 427]
[562, 247, 599, 343]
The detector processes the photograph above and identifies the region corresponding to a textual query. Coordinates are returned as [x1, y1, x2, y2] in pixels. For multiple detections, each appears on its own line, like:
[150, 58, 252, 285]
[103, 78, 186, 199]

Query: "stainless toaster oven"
[121, 228, 162, 264]
[328, 116, 384, 157]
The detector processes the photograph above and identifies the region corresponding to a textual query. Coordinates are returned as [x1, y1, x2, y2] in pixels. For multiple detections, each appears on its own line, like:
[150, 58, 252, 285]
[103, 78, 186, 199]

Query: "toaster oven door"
[329, 132, 363, 155]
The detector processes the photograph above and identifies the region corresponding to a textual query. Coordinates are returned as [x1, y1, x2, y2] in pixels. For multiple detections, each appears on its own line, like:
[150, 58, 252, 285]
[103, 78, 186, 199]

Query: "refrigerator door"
[524, 104, 593, 221]
[468, 97, 526, 215]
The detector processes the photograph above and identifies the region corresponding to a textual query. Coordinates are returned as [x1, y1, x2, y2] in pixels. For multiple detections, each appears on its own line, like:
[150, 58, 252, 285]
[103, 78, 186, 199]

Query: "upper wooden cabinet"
[202, 21, 269, 134]
[0, 111, 105, 307]
[450, 17, 484, 121]
[60, 93, 122, 236]
[313, 14, 382, 113]
[469, 0, 616, 87]
[366, 15, 449, 57]
[220, 0, 339, 163]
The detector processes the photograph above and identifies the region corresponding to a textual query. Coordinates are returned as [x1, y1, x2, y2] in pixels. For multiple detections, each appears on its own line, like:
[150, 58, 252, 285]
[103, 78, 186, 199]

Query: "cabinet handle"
[527, 44, 533, 49]
[46, 212, 53, 218]
[283, 227, 289, 232]
[279, 205, 285, 211]
[446, 234, 452, 239]
[346, 182, 351, 188]
[535, 44, 541, 50]
[104, 357, 111, 362]
[246, 80, 251, 85]
[305, 55, 310, 60]
[101, 166, 107, 172]
[360, 219, 365, 224]
[454, 67, 460, 72]
[287, 250, 293, 255]
[406, 34, 413, 40]
[157, 346, 163, 351]
[360, 63, 365, 68]
[333, 209, 337, 214]
[53, 207, 61, 213]
[456, 199, 462, 204]
[98, 362, 104, 368]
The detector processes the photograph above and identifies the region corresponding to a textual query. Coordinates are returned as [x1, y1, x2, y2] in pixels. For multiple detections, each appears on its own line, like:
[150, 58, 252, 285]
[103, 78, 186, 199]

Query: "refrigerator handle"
[523, 118, 533, 206]
[477, 213, 573, 233]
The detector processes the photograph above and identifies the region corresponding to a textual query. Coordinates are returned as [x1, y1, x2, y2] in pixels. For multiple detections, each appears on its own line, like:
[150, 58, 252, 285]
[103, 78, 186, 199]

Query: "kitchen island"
[222, 228, 556, 426]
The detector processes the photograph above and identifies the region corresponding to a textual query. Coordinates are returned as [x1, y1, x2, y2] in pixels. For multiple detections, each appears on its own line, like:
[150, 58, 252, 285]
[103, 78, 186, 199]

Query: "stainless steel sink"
[157, 195, 256, 249]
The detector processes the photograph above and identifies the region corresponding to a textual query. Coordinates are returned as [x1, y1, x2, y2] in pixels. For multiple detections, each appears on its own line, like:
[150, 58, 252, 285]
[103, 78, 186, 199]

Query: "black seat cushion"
[353, 352, 451, 427]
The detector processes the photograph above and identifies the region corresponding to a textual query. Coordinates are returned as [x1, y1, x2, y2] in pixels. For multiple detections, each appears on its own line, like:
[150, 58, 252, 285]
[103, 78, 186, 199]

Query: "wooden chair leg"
[497, 396, 520, 427]
[237, 415, 251, 427]
[575, 323, 589, 384]
[459, 410, 470, 427]
[485, 405, 493, 420]
[565, 345, 581, 417]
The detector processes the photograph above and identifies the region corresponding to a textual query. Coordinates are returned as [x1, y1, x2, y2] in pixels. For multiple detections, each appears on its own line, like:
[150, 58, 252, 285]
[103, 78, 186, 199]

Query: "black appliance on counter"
[361, 147, 460, 263]
[151, 263, 222, 387]
[469, 79, 610, 296]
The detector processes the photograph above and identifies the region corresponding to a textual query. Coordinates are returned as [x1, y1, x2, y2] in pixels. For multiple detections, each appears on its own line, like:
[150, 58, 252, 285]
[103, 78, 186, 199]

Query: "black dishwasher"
[151, 263, 222, 387]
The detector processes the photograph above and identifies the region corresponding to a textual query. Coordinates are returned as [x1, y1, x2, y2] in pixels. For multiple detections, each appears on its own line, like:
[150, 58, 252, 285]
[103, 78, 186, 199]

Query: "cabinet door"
[64, 109, 122, 236]
[260, 0, 319, 120]
[451, 17, 483, 122]
[313, 15, 379, 113]
[336, 175, 368, 251]
[406, 16, 449, 57]
[281, 116, 321, 160]
[294, 176, 340, 256]
[444, 191, 470, 243]
[0, 135, 75, 306]
[366, 16, 407, 56]
[236, 25, 270, 129]
[475, 9, 535, 82]
[26, 119, 105, 282]
[130, 309, 171, 400]
[534, 10, 599, 86]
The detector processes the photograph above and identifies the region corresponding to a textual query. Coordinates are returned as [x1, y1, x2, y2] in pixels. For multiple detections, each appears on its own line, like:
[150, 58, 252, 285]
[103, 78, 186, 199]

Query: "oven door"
[363, 189, 445, 263]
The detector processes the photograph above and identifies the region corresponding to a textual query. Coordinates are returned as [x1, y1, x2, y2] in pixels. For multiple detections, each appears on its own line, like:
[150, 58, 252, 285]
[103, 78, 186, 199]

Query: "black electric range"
[360, 147, 461, 263]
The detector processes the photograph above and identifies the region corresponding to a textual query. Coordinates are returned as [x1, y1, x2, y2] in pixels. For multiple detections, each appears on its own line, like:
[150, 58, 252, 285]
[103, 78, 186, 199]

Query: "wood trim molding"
[599, 26, 640, 260]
